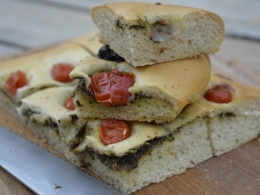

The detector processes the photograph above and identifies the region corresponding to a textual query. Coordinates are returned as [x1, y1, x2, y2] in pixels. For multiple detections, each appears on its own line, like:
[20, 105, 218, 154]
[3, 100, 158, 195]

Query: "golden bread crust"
[92, 2, 223, 27]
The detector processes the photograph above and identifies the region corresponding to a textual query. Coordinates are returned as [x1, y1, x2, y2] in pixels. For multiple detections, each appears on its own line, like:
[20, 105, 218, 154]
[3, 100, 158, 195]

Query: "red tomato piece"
[65, 95, 76, 110]
[90, 70, 135, 106]
[100, 118, 131, 146]
[4, 70, 27, 97]
[51, 63, 74, 82]
[204, 84, 233, 103]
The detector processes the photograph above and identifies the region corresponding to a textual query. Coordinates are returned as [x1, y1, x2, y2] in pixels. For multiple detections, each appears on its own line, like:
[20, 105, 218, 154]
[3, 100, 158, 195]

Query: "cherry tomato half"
[4, 70, 27, 97]
[100, 118, 131, 146]
[51, 63, 74, 82]
[64, 95, 76, 110]
[90, 70, 135, 106]
[204, 84, 233, 103]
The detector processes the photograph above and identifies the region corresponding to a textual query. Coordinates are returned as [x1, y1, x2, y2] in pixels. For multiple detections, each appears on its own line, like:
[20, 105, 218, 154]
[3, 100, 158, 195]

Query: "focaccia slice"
[17, 86, 86, 165]
[70, 54, 211, 123]
[75, 114, 213, 194]
[0, 42, 91, 116]
[91, 2, 225, 66]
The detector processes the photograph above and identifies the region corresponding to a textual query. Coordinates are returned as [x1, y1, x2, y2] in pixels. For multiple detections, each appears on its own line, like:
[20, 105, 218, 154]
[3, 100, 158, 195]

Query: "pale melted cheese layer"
[0, 45, 90, 103]
[76, 119, 169, 157]
[17, 86, 79, 143]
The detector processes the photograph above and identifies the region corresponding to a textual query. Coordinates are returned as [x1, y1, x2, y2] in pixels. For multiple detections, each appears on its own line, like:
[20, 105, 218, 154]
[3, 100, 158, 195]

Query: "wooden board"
[0, 43, 260, 195]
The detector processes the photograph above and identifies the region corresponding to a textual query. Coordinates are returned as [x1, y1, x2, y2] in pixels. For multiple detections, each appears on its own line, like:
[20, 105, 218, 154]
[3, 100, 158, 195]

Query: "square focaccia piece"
[91, 2, 225, 66]
[0, 35, 101, 116]
[17, 86, 86, 165]
[70, 54, 211, 123]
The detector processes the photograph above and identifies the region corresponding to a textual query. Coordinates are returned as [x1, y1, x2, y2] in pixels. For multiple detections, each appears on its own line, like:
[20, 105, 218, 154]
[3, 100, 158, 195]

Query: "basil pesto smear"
[84, 131, 175, 170]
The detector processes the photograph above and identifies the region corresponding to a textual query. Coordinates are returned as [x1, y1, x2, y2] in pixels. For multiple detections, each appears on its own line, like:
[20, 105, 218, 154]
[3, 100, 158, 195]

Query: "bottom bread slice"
[6, 74, 260, 194]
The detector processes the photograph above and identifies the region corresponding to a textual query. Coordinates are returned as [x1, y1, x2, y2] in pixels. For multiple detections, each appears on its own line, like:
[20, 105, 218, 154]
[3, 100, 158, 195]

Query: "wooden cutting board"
[0, 41, 259, 195]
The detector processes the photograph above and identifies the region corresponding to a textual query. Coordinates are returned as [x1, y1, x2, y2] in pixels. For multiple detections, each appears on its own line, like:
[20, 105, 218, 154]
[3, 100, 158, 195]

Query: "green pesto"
[84, 132, 176, 171]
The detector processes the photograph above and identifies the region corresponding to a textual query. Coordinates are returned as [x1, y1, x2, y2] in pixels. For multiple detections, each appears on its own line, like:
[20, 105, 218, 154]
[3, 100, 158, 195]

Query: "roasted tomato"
[90, 70, 135, 106]
[204, 84, 233, 103]
[4, 70, 27, 97]
[51, 63, 74, 82]
[65, 95, 76, 110]
[100, 118, 131, 146]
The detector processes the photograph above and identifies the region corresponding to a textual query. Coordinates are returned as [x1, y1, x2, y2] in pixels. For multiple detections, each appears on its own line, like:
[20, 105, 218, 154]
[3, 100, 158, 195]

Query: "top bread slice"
[91, 2, 225, 66]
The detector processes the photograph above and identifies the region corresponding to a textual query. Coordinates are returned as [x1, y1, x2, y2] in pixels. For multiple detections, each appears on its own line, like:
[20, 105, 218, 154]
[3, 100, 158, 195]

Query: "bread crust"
[92, 2, 224, 27]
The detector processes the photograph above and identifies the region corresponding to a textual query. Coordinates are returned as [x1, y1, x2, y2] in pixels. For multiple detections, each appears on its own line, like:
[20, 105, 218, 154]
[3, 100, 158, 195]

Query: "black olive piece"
[98, 45, 125, 62]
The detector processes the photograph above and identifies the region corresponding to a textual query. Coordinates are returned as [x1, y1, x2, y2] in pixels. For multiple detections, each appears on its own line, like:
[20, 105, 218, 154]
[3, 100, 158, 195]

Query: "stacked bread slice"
[0, 2, 260, 195]
[67, 2, 259, 194]
[91, 2, 225, 66]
